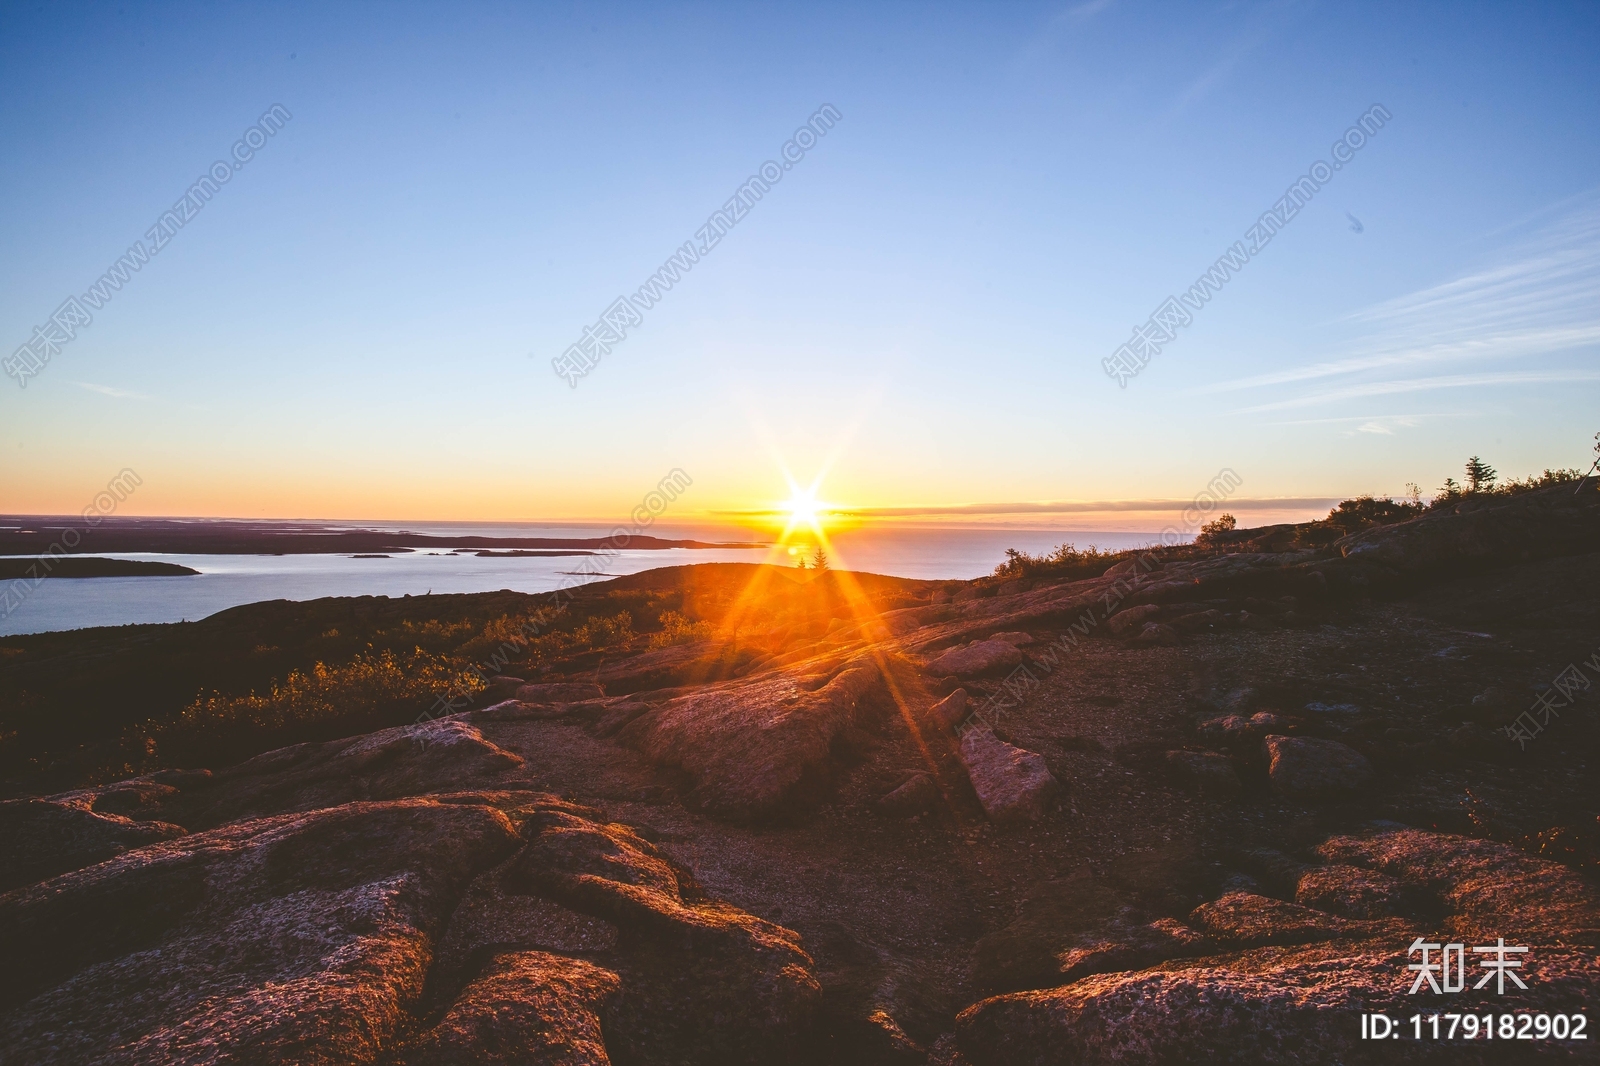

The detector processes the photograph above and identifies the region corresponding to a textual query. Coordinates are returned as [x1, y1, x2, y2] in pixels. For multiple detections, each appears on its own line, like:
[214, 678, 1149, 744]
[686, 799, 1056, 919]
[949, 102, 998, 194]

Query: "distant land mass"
[0, 517, 765, 556]
[468, 549, 596, 557]
[0, 557, 200, 579]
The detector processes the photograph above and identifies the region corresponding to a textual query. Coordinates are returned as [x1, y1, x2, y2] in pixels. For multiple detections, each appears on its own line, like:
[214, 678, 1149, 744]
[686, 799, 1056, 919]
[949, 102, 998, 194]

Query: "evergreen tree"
[1464, 456, 1497, 493]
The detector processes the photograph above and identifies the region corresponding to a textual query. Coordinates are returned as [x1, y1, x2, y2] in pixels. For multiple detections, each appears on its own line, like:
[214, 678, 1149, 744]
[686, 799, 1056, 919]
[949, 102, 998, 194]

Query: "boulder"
[970, 873, 1216, 997]
[854, 1009, 926, 1065]
[469, 807, 822, 1064]
[1163, 751, 1240, 798]
[1169, 609, 1223, 632]
[1195, 715, 1252, 744]
[1106, 604, 1161, 637]
[959, 728, 1059, 823]
[615, 660, 881, 821]
[956, 942, 1598, 1066]
[925, 688, 969, 731]
[971, 868, 1123, 995]
[127, 719, 526, 830]
[1054, 917, 1214, 985]
[877, 774, 940, 817]
[0, 797, 187, 893]
[1248, 711, 1295, 733]
[1197, 714, 1295, 746]
[990, 630, 1036, 646]
[925, 640, 1024, 678]
[957, 824, 1600, 1064]
[1262, 735, 1373, 799]
[1295, 864, 1407, 919]
[1132, 622, 1180, 647]
[1187, 892, 1395, 947]
[515, 681, 606, 703]
[502, 806, 825, 1056]
[0, 794, 823, 1066]
[1314, 827, 1600, 943]
[411, 951, 619, 1066]
[0, 798, 524, 1064]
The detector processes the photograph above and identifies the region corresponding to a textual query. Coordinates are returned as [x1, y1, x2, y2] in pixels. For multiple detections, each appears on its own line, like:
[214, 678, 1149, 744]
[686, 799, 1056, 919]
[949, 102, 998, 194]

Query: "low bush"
[141, 647, 484, 767]
[993, 543, 1119, 581]
[647, 610, 714, 648]
[1432, 464, 1584, 507]
[1326, 495, 1424, 533]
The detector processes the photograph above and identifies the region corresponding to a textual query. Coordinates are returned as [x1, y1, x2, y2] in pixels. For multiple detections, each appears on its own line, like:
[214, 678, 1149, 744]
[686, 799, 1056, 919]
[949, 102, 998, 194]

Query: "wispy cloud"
[1259, 412, 1482, 438]
[1209, 194, 1600, 407]
[1235, 369, 1600, 413]
[714, 496, 1341, 519]
[1062, 0, 1114, 21]
[1015, 0, 1117, 68]
[1170, 36, 1262, 116]
[74, 382, 152, 400]
[1259, 412, 1460, 427]
[1167, 3, 1303, 118]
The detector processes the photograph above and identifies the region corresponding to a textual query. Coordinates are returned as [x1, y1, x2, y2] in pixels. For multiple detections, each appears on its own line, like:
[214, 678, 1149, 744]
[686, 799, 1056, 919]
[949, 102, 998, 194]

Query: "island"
[0, 517, 766, 556]
[0, 558, 200, 579]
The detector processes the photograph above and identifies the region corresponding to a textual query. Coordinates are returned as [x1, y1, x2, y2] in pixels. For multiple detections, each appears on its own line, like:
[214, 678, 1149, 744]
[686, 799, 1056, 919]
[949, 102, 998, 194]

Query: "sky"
[2, 0, 1598, 532]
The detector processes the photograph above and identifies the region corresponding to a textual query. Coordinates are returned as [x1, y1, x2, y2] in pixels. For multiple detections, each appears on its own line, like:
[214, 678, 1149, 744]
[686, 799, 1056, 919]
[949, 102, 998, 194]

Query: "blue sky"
[2, 0, 1597, 528]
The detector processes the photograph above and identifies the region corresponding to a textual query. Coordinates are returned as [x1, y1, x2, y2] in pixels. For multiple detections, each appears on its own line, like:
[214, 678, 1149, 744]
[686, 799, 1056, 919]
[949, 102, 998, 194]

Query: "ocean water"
[0, 524, 1169, 637]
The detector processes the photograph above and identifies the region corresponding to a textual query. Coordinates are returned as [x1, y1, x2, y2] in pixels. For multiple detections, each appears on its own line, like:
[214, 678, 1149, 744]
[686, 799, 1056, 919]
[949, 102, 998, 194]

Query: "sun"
[783, 487, 822, 527]
[773, 477, 837, 547]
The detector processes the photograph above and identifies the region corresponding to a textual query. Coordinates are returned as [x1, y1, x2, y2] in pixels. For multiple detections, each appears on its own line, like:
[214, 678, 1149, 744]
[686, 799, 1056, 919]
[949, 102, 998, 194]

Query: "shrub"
[1195, 514, 1237, 544]
[994, 543, 1117, 580]
[1325, 495, 1424, 533]
[1432, 464, 1585, 508]
[648, 610, 713, 649]
[145, 647, 483, 767]
[572, 610, 634, 648]
[1496, 468, 1584, 493]
[453, 609, 560, 667]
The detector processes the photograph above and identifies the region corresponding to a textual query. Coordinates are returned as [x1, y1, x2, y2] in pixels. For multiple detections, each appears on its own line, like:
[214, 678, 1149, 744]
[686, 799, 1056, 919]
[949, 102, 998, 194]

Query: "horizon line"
[2, 496, 1349, 529]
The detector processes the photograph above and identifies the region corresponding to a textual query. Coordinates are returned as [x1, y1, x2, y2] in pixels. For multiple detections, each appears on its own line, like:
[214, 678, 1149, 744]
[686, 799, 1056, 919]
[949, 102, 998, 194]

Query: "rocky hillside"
[2, 483, 1598, 1064]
